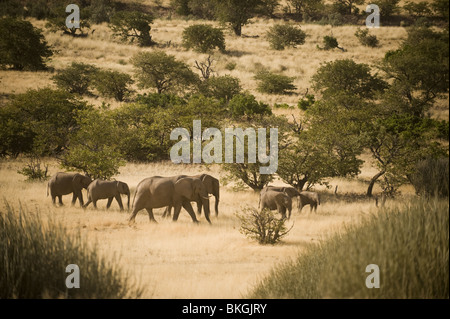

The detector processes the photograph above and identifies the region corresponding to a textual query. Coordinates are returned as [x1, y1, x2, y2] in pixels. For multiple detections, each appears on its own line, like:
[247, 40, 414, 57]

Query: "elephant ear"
[174, 178, 194, 199]
[72, 174, 83, 189]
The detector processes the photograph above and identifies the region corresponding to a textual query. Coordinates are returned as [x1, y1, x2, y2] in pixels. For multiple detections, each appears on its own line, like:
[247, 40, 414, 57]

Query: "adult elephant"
[128, 176, 211, 224]
[83, 179, 130, 211]
[259, 185, 301, 212]
[47, 172, 92, 206]
[162, 173, 220, 218]
[299, 191, 320, 213]
[260, 190, 292, 219]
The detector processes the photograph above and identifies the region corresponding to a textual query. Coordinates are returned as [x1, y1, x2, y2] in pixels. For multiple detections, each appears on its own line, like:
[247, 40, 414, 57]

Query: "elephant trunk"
[202, 196, 211, 224]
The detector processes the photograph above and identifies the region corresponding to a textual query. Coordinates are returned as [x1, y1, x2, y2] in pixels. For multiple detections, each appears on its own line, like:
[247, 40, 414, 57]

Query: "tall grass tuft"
[249, 199, 449, 299]
[0, 203, 143, 298]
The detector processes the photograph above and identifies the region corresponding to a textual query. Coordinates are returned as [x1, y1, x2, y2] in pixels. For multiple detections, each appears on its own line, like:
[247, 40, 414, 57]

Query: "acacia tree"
[213, 0, 264, 36]
[0, 18, 52, 70]
[109, 11, 155, 46]
[131, 51, 200, 94]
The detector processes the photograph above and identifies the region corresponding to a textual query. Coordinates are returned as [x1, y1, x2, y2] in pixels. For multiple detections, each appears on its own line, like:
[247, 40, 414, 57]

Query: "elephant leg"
[115, 195, 124, 211]
[83, 198, 92, 209]
[93, 200, 98, 209]
[78, 191, 84, 206]
[278, 206, 287, 219]
[71, 193, 77, 206]
[182, 200, 199, 224]
[172, 204, 182, 221]
[196, 199, 202, 216]
[106, 197, 114, 209]
[162, 206, 172, 218]
[214, 197, 219, 217]
[146, 208, 157, 223]
[51, 195, 57, 206]
[58, 195, 63, 206]
[128, 207, 139, 224]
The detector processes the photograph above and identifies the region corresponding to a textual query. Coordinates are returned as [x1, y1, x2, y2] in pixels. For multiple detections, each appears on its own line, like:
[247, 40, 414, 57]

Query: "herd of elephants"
[46, 172, 320, 224]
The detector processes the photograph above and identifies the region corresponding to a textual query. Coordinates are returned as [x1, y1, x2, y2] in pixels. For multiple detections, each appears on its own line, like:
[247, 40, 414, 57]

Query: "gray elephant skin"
[299, 191, 320, 212]
[83, 179, 130, 211]
[129, 176, 211, 224]
[259, 185, 300, 208]
[260, 190, 292, 219]
[47, 172, 92, 206]
[163, 173, 220, 218]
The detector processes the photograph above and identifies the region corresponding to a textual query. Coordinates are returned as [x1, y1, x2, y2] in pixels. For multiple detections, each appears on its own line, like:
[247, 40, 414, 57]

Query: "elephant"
[83, 179, 130, 211]
[162, 173, 220, 218]
[299, 191, 320, 213]
[260, 190, 292, 219]
[128, 176, 211, 224]
[259, 185, 301, 207]
[47, 172, 92, 206]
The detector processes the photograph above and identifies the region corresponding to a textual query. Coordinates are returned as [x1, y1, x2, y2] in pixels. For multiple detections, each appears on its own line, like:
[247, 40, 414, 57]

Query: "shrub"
[266, 24, 307, 50]
[131, 51, 200, 94]
[318, 35, 340, 50]
[92, 70, 134, 101]
[182, 24, 226, 53]
[0, 203, 143, 298]
[236, 207, 292, 245]
[250, 198, 449, 298]
[109, 11, 155, 47]
[355, 28, 380, 48]
[403, 1, 432, 17]
[52, 62, 99, 95]
[17, 157, 49, 181]
[410, 157, 449, 198]
[200, 75, 242, 102]
[298, 94, 315, 110]
[228, 93, 272, 118]
[61, 108, 126, 180]
[254, 70, 297, 95]
[0, 17, 53, 70]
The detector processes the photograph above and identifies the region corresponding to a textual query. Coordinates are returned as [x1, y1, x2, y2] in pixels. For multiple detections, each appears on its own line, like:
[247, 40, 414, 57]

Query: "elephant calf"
[47, 172, 92, 207]
[299, 191, 320, 213]
[260, 190, 292, 219]
[83, 179, 130, 211]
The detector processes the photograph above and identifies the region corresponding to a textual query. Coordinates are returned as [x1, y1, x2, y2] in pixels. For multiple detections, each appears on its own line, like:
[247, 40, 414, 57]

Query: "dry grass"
[0, 158, 409, 298]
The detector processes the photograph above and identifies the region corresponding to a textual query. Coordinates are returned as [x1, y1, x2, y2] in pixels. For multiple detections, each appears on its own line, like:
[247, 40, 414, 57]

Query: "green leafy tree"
[287, 0, 324, 21]
[254, 70, 297, 95]
[182, 24, 226, 53]
[355, 28, 380, 47]
[228, 93, 272, 119]
[199, 75, 242, 103]
[61, 107, 126, 180]
[312, 59, 387, 99]
[266, 24, 307, 50]
[109, 11, 155, 46]
[379, 27, 449, 117]
[403, 1, 432, 17]
[52, 62, 99, 96]
[213, 0, 264, 36]
[0, 18, 52, 70]
[332, 0, 364, 15]
[372, 0, 400, 21]
[92, 70, 134, 101]
[0, 88, 89, 158]
[131, 51, 200, 94]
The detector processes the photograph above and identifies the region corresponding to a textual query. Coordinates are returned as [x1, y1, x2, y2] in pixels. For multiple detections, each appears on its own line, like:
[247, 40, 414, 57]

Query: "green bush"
[182, 24, 226, 53]
[109, 11, 155, 47]
[250, 199, 449, 298]
[228, 93, 272, 118]
[199, 75, 242, 102]
[236, 207, 292, 245]
[410, 157, 449, 198]
[0, 17, 53, 70]
[17, 157, 49, 181]
[92, 69, 134, 101]
[52, 62, 99, 95]
[297, 94, 315, 110]
[355, 28, 380, 48]
[254, 70, 297, 95]
[266, 24, 307, 50]
[0, 203, 143, 298]
[318, 35, 340, 50]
